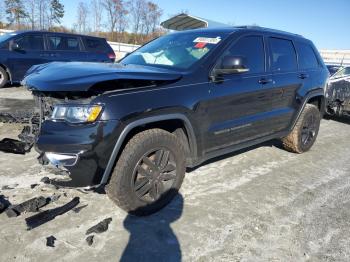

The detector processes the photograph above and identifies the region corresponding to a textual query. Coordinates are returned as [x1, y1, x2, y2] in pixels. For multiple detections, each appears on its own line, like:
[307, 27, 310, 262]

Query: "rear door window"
[15, 34, 44, 51]
[295, 42, 319, 70]
[269, 38, 297, 72]
[218, 35, 265, 74]
[48, 36, 81, 51]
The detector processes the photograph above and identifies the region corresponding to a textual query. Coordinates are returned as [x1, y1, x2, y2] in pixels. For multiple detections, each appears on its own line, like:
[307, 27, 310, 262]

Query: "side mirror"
[9, 41, 20, 51]
[215, 55, 250, 75]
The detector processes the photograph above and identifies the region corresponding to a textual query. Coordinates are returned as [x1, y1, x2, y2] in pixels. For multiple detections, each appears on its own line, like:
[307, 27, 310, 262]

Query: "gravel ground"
[0, 87, 350, 261]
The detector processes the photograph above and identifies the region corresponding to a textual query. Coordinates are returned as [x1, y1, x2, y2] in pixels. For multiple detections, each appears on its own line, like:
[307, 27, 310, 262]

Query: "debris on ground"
[1, 184, 18, 190]
[6, 196, 49, 218]
[0, 138, 30, 155]
[86, 235, 94, 246]
[0, 195, 11, 214]
[86, 218, 112, 235]
[46, 236, 57, 248]
[73, 204, 88, 213]
[30, 184, 39, 189]
[0, 111, 39, 151]
[25, 197, 80, 230]
[40, 177, 50, 184]
[49, 193, 61, 202]
[5, 194, 61, 218]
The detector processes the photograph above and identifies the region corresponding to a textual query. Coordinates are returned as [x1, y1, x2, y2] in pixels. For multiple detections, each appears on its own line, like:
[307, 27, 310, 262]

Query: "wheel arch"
[290, 89, 325, 131]
[0, 63, 12, 83]
[99, 114, 197, 185]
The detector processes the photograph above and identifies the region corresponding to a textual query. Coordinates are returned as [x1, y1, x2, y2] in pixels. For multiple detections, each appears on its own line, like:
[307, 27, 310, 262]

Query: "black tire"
[0, 67, 8, 88]
[282, 104, 321, 153]
[106, 128, 186, 216]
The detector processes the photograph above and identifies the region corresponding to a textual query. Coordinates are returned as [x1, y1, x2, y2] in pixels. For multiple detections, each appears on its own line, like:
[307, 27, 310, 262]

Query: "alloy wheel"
[132, 148, 177, 202]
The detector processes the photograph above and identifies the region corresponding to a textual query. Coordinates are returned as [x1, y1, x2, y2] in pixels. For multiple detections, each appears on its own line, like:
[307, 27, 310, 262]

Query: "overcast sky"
[60, 0, 349, 50]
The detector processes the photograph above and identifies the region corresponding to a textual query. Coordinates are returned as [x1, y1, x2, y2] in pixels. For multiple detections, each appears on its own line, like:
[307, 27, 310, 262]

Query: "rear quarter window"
[269, 37, 297, 72]
[295, 42, 319, 70]
[83, 37, 106, 52]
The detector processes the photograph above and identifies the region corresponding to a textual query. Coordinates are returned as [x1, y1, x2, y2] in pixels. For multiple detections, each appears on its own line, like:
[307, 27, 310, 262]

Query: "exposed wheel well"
[117, 119, 193, 166]
[0, 64, 11, 82]
[307, 95, 325, 112]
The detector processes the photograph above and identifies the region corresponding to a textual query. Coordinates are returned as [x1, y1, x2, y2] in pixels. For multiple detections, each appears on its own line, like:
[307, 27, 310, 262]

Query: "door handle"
[259, 78, 273, 85]
[299, 73, 309, 79]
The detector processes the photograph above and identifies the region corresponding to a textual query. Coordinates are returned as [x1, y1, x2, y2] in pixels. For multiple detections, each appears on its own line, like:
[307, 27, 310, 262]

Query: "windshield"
[121, 32, 228, 70]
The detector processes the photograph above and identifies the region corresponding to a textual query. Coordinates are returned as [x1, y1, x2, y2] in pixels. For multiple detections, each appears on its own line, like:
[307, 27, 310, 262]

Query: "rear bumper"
[36, 120, 121, 187]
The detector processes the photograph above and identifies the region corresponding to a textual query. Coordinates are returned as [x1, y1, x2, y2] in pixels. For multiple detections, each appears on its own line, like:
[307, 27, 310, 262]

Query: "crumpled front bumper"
[36, 120, 121, 187]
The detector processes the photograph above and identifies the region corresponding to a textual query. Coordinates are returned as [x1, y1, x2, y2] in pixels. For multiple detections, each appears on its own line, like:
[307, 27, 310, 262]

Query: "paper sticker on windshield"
[193, 37, 221, 44]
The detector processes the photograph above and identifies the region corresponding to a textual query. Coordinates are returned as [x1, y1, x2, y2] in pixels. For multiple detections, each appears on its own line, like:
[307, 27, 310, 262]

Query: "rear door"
[203, 35, 281, 153]
[46, 34, 85, 62]
[267, 37, 303, 129]
[8, 33, 49, 81]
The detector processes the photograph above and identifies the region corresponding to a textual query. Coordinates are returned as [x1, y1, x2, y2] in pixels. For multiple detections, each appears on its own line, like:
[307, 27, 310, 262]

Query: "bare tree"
[103, 0, 128, 41]
[37, 0, 50, 29]
[90, 0, 104, 34]
[129, 0, 145, 34]
[0, 1, 4, 24]
[26, 0, 38, 29]
[146, 1, 162, 34]
[76, 1, 89, 33]
[136, 1, 162, 35]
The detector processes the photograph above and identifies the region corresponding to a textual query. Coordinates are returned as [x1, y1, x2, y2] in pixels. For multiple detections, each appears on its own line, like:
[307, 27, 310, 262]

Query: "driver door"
[202, 35, 281, 153]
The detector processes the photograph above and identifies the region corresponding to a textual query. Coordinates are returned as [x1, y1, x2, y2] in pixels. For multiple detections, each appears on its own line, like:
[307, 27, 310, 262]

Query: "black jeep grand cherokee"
[23, 26, 329, 215]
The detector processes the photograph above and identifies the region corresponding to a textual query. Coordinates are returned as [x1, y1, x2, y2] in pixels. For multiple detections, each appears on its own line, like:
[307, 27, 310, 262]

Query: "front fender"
[99, 113, 197, 185]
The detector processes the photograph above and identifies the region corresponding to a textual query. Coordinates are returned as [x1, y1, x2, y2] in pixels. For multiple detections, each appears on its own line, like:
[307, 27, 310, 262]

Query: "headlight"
[51, 105, 103, 123]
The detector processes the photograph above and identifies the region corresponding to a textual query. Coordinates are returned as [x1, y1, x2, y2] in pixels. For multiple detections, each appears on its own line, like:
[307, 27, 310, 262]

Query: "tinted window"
[15, 35, 44, 50]
[219, 36, 265, 74]
[295, 42, 319, 70]
[48, 36, 80, 51]
[83, 38, 104, 51]
[270, 38, 297, 72]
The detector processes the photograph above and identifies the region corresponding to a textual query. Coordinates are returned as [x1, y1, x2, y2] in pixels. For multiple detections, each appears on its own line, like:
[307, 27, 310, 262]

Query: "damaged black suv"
[22, 26, 328, 215]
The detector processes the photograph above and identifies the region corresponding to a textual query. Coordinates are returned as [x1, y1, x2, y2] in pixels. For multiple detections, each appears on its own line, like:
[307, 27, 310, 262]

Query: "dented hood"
[22, 62, 182, 92]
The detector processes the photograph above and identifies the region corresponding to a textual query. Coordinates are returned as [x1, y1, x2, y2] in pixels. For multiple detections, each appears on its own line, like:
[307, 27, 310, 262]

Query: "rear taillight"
[108, 52, 116, 62]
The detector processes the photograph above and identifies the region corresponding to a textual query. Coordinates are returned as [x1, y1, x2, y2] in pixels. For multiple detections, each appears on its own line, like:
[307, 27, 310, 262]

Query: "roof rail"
[234, 25, 304, 38]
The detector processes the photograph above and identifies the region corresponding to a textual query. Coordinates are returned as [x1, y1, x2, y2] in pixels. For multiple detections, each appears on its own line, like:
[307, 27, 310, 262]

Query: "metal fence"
[107, 41, 140, 60]
[319, 50, 350, 66]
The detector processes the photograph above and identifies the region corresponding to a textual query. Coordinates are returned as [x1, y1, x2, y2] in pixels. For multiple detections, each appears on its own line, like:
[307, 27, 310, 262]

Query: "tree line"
[0, 0, 166, 45]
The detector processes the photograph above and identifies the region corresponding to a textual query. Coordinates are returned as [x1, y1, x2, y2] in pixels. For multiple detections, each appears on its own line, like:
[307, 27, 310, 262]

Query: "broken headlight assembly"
[51, 105, 103, 124]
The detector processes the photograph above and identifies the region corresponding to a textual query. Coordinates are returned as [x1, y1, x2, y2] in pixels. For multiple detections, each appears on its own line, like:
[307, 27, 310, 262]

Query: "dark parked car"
[326, 66, 350, 116]
[0, 31, 115, 88]
[22, 26, 328, 215]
